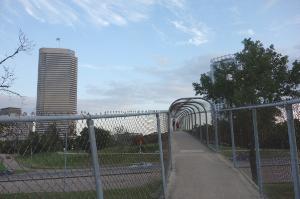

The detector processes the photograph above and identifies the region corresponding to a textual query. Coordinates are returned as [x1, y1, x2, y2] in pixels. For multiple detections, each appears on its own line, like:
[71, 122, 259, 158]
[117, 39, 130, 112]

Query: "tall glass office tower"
[36, 48, 77, 133]
[36, 48, 77, 115]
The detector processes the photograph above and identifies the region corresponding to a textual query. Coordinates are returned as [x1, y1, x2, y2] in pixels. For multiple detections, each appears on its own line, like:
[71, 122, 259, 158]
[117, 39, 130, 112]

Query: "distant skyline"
[0, 0, 300, 113]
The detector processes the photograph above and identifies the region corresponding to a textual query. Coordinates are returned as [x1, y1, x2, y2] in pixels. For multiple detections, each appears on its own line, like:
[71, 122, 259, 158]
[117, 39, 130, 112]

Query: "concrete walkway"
[167, 131, 260, 199]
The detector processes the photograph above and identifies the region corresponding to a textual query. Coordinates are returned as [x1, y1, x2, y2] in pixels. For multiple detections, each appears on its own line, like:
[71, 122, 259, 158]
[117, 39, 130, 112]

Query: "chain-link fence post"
[186, 116, 188, 130]
[190, 113, 193, 130]
[186, 114, 191, 130]
[186, 115, 188, 130]
[156, 113, 167, 198]
[185, 116, 188, 130]
[64, 128, 68, 192]
[199, 112, 202, 141]
[205, 112, 209, 146]
[191, 114, 193, 130]
[189, 115, 191, 130]
[229, 111, 237, 168]
[214, 109, 219, 151]
[190, 115, 192, 130]
[87, 118, 104, 199]
[190, 110, 194, 130]
[251, 109, 263, 196]
[168, 113, 173, 170]
[286, 104, 300, 199]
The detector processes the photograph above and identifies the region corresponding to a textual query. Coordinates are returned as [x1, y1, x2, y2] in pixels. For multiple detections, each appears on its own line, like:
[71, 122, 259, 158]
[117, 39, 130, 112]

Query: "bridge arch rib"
[168, 97, 219, 151]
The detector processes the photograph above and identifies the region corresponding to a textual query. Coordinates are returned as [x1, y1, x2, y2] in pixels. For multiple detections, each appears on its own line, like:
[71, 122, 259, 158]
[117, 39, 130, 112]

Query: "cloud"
[162, 0, 186, 10]
[80, 63, 134, 71]
[4, 0, 187, 28]
[0, 53, 213, 113]
[7, 0, 212, 48]
[81, 64, 101, 70]
[264, 0, 280, 9]
[83, 81, 193, 111]
[0, 95, 36, 114]
[290, 15, 300, 25]
[18, 0, 78, 25]
[152, 55, 170, 66]
[135, 54, 212, 82]
[228, 6, 240, 16]
[171, 20, 209, 46]
[295, 44, 300, 50]
[81, 54, 213, 112]
[238, 29, 255, 36]
[268, 15, 300, 33]
[10, 0, 155, 27]
[228, 6, 244, 25]
[152, 24, 168, 43]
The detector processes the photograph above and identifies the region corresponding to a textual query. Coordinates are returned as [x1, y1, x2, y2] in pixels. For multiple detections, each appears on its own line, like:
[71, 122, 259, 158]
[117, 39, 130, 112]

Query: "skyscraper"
[36, 48, 77, 115]
[36, 48, 77, 133]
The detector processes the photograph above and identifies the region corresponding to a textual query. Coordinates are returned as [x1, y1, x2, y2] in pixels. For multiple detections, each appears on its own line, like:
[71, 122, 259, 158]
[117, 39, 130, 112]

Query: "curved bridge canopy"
[168, 97, 215, 129]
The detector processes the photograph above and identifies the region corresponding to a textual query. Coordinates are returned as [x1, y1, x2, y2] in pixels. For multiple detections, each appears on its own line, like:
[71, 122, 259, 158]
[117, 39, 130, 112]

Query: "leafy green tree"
[16, 123, 63, 155]
[76, 127, 113, 151]
[17, 131, 39, 155]
[193, 39, 300, 105]
[193, 38, 300, 182]
[36, 123, 63, 153]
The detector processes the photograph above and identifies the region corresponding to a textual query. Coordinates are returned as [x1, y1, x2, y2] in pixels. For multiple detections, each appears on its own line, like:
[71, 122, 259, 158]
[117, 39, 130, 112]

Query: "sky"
[0, 0, 300, 113]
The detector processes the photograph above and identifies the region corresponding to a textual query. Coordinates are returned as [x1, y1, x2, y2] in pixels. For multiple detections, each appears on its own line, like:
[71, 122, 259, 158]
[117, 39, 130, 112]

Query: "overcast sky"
[0, 0, 300, 113]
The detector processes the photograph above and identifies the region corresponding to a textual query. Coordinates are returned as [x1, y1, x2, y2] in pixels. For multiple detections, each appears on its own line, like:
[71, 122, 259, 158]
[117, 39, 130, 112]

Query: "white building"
[210, 54, 236, 111]
[0, 107, 32, 140]
[210, 54, 235, 83]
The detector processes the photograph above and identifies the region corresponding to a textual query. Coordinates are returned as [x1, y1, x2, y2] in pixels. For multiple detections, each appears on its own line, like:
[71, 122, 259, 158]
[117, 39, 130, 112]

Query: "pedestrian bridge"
[167, 97, 300, 199]
[0, 97, 300, 199]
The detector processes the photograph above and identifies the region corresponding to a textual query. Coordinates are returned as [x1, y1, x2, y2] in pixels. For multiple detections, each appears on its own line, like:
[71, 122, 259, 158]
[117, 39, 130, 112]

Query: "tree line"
[0, 123, 165, 155]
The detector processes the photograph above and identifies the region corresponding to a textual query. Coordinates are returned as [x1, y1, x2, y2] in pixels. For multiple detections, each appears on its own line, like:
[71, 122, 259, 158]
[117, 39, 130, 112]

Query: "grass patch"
[218, 147, 294, 198]
[259, 150, 290, 159]
[219, 147, 291, 160]
[0, 162, 6, 171]
[220, 150, 234, 158]
[16, 144, 160, 169]
[16, 152, 91, 169]
[264, 183, 294, 199]
[2, 180, 162, 199]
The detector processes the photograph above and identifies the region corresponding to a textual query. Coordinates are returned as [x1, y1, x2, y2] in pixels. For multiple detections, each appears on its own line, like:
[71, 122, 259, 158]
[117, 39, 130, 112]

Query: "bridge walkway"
[167, 131, 260, 199]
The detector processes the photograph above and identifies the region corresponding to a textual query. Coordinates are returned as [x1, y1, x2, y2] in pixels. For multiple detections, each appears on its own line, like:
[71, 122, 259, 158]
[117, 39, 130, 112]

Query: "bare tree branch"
[0, 88, 22, 96]
[0, 29, 34, 96]
[0, 30, 34, 65]
[0, 66, 15, 88]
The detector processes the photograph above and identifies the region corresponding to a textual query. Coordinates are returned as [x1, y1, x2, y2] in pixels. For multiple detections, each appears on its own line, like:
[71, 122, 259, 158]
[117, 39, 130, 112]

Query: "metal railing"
[0, 110, 170, 199]
[179, 98, 300, 199]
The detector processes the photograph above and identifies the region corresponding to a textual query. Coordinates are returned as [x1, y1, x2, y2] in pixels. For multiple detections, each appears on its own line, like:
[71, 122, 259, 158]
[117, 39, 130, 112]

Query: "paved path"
[168, 131, 260, 199]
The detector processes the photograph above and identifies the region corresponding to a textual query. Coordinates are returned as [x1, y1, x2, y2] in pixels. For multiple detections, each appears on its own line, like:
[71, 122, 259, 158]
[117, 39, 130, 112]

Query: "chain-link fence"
[178, 98, 300, 199]
[0, 111, 170, 199]
[216, 100, 300, 199]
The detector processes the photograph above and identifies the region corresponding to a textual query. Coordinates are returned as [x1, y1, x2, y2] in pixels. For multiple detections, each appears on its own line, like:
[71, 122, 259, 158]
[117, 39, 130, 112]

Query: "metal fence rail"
[0, 111, 170, 199]
[179, 98, 300, 199]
